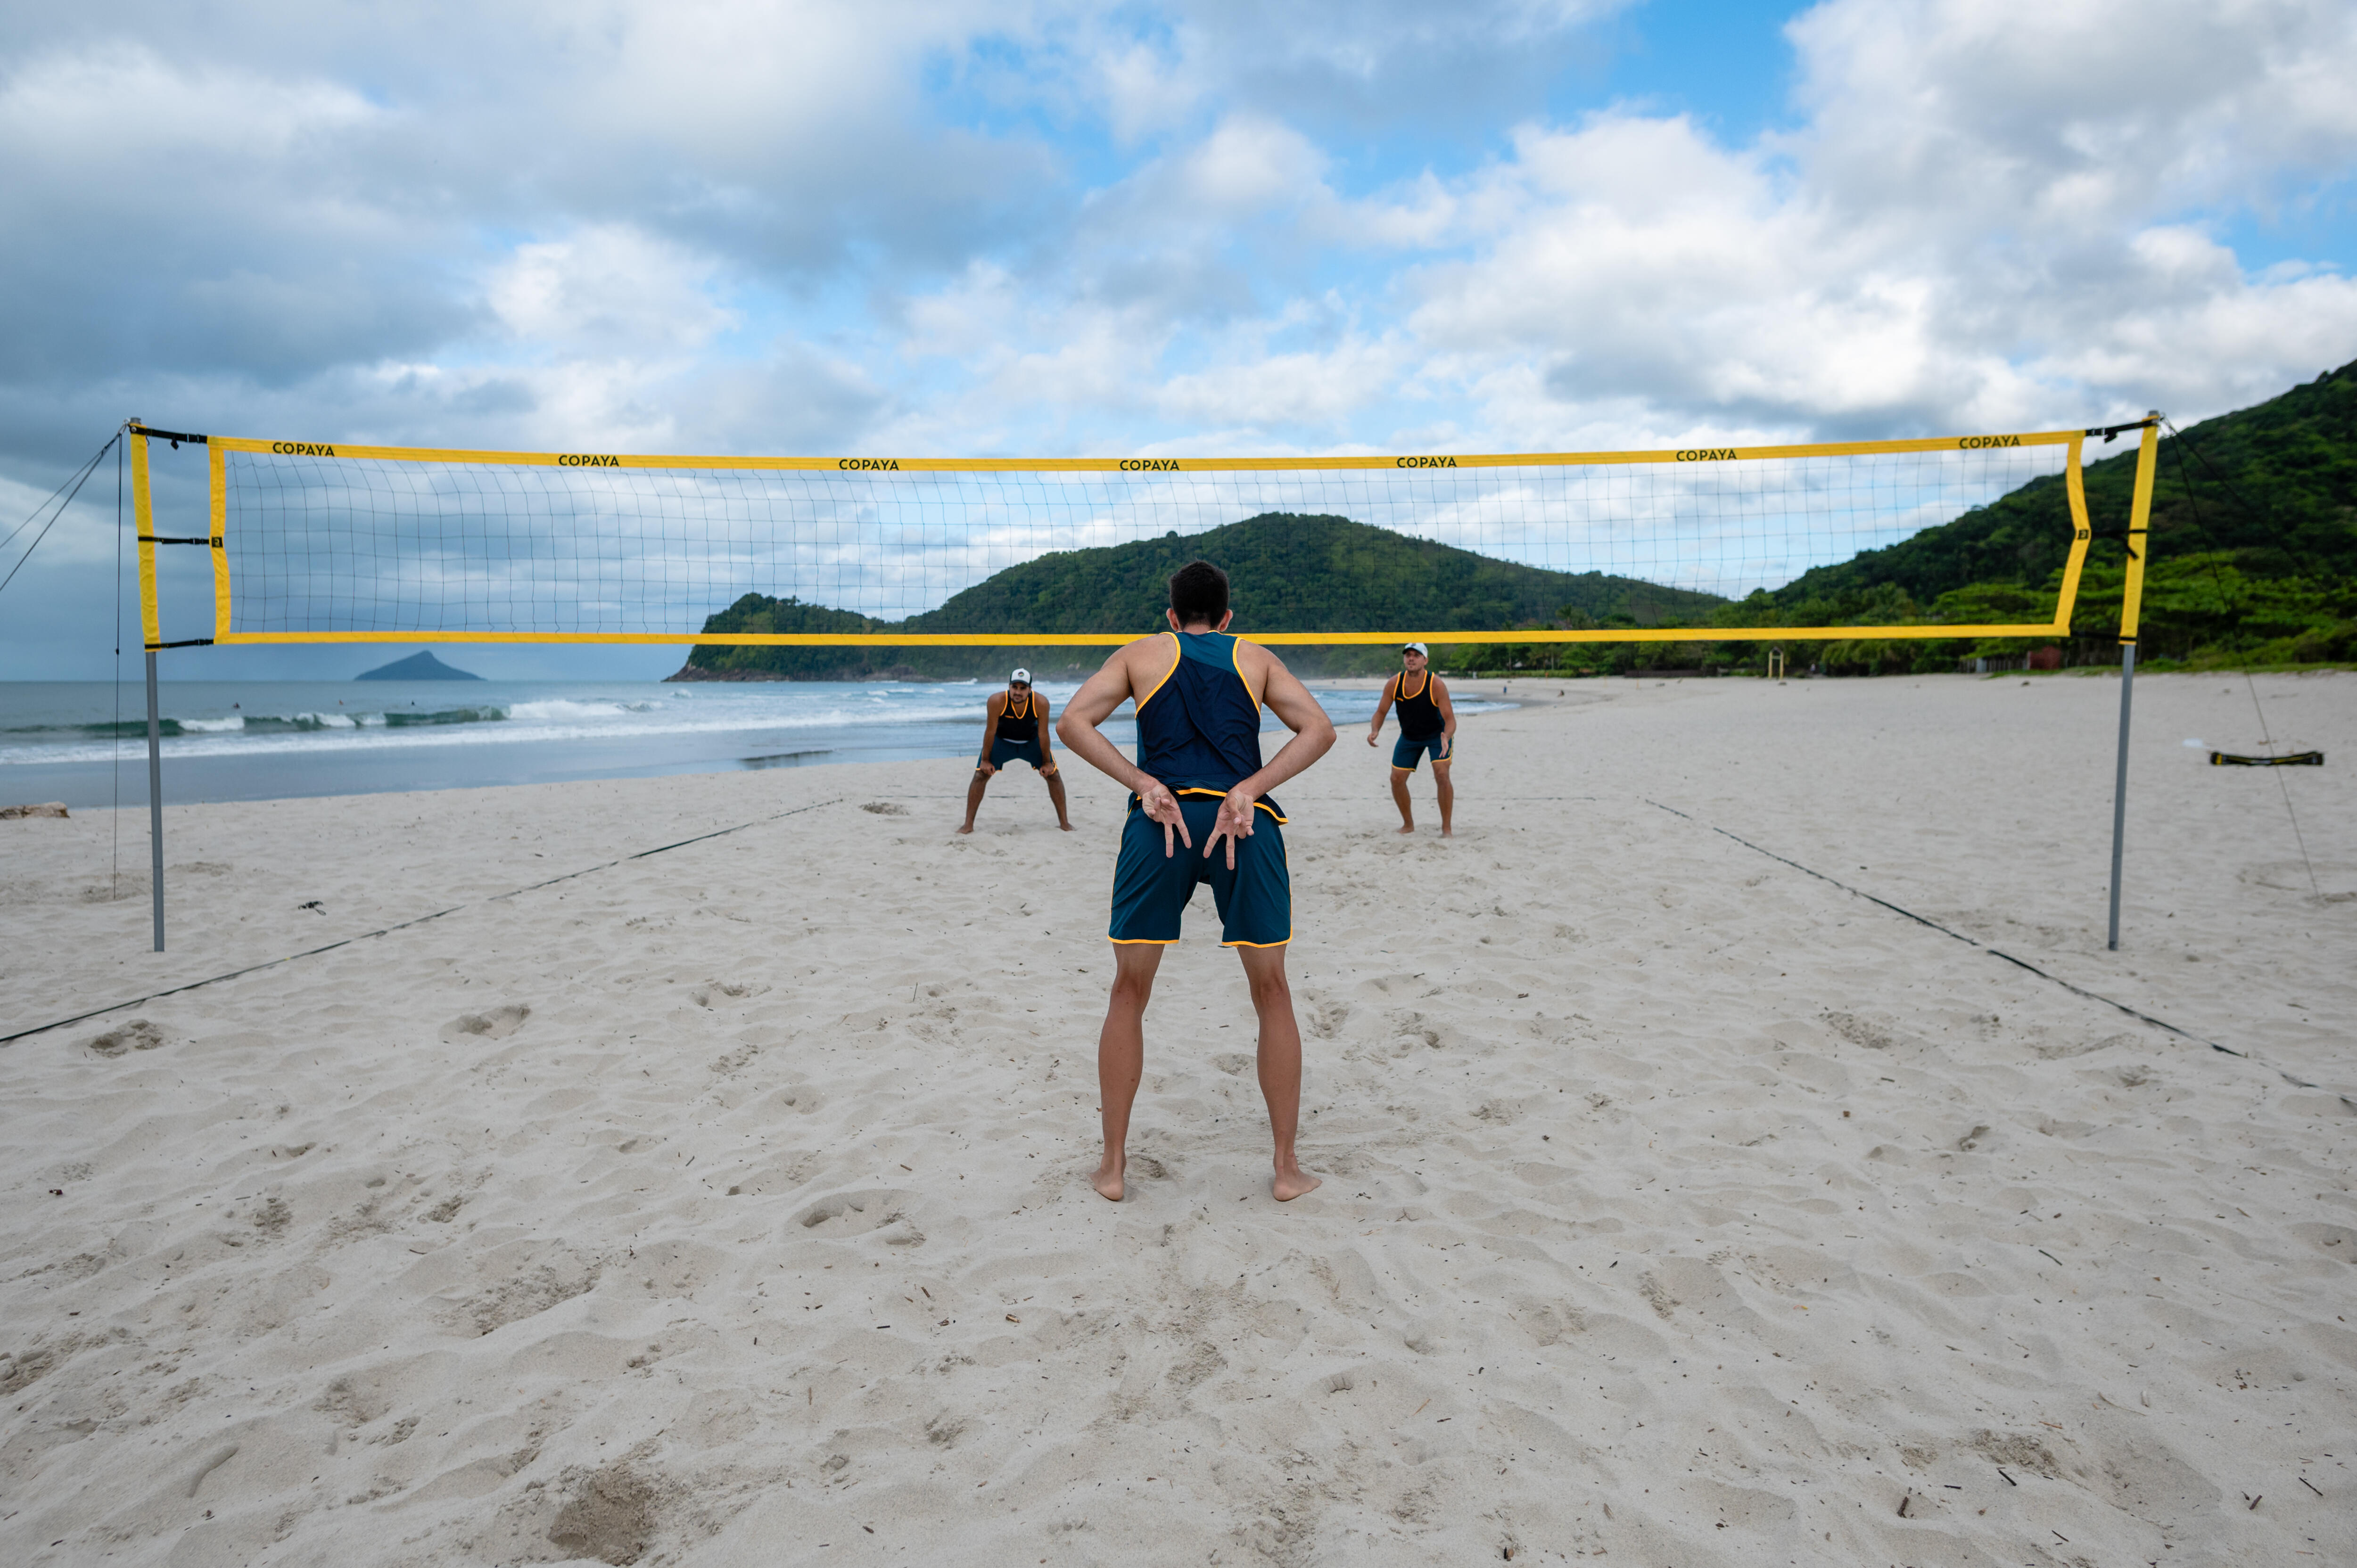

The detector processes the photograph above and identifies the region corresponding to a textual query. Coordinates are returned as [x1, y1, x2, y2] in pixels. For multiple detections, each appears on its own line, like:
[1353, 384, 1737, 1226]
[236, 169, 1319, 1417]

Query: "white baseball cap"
[1010, 667, 1032, 683]
[1402, 642, 1429, 656]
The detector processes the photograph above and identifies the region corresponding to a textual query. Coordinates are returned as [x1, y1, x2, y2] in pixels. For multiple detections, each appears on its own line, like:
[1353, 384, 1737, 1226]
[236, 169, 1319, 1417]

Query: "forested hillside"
[672, 514, 1721, 680]
[1771, 358, 2357, 671]
[1451, 359, 2357, 675]
[674, 361, 2357, 681]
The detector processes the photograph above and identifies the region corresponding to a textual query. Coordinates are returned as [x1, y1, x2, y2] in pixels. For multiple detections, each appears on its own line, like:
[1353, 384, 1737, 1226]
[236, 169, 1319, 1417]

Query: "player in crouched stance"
[1055, 561, 1336, 1202]
[1368, 640, 1457, 836]
[958, 667, 1072, 833]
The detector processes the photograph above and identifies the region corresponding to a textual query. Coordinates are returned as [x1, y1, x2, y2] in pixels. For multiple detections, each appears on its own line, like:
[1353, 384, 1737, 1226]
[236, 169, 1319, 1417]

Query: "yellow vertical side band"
[210, 443, 231, 640]
[132, 433, 159, 649]
[2119, 423, 2159, 642]
[2051, 432, 2092, 632]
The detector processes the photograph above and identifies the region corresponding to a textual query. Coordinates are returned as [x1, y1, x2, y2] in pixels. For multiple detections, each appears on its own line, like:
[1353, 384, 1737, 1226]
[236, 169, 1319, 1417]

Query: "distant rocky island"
[356, 650, 483, 681]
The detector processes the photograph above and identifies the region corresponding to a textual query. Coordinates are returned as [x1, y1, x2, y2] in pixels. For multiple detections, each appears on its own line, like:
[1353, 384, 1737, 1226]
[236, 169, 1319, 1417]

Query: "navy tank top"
[1393, 670, 1443, 739]
[1134, 632, 1280, 814]
[996, 690, 1038, 742]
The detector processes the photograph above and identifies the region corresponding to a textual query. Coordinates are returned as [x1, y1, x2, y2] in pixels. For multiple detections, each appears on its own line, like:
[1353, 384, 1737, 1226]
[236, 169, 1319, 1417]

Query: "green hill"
[1756, 359, 2357, 670]
[1467, 358, 2357, 676]
[670, 513, 1723, 681]
[671, 364, 2357, 683]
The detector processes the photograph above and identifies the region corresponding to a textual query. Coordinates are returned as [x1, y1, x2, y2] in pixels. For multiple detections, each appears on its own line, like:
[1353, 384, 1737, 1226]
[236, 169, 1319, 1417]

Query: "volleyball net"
[129, 424, 2157, 651]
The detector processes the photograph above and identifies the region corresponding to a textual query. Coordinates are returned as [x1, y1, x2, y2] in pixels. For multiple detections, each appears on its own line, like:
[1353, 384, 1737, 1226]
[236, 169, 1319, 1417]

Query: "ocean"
[0, 679, 1508, 808]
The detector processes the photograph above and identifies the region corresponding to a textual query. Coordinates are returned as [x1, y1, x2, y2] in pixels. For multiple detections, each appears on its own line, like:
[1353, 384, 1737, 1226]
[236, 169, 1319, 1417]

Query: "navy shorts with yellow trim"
[1108, 794, 1290, 947]
[985, 736, 1053, 772]
[1391, 733, 1452, 772]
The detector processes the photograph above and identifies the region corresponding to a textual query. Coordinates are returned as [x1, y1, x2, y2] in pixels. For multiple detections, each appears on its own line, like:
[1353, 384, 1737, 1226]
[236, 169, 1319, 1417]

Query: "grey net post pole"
[2105, 643, 2134, 951]
[2104, 420, 2160, 953]
[146, 649, 165, 951]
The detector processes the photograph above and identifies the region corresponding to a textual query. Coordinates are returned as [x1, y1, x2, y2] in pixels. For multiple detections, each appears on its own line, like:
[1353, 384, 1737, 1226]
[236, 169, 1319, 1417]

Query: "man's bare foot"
[1271, 1166, 1321, 1201]
[1394, 823, 1414, 835]
[1059, 821, 1074, 831]
[1091, 1159, 1125, 1201]
[1440, 827, 1452, 837]
[955, 823, 975, 835]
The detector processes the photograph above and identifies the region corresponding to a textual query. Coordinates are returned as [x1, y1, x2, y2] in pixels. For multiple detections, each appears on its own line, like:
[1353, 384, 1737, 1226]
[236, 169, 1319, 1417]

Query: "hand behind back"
[1138, 778, 1191, 857]
[1206, 788, 1256, 869]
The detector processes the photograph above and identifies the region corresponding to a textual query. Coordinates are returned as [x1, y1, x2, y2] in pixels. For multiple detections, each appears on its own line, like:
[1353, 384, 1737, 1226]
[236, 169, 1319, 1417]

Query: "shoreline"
[0, 679, 1519, 811]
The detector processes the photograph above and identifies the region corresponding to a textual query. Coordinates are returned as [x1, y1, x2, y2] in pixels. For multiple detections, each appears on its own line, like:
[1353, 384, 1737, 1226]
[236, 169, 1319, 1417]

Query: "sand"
[1, 670, 2351, 1568]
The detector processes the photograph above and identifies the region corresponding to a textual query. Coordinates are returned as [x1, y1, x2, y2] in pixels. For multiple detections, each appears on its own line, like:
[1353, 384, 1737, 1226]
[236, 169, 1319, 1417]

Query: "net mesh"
[211, 440, 2083, 641]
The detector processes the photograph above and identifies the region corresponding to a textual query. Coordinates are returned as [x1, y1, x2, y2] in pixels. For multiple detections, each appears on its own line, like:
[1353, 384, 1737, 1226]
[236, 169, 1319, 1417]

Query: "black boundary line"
[1, 796, 846, 1046]
[1642, 799, 2334, 1094]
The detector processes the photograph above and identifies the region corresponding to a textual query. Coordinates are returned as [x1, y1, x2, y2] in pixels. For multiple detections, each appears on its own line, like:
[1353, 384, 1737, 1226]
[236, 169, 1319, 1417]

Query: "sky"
[2, 0, 2354, 680]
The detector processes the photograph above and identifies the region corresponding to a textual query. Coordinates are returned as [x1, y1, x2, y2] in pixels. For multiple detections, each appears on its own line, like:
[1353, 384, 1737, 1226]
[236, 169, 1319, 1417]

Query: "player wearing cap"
[1367, 641, 1457, 836]
[1055, 560, 1336, 1203]
[958, 668, 1073, 834]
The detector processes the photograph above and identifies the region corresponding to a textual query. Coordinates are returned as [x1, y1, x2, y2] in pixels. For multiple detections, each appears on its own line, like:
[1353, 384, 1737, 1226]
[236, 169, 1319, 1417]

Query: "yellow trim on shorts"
[1108, 937, 1178, 945]
[1222, 830, 1292, 947]
[1170, 786, 1285, 824]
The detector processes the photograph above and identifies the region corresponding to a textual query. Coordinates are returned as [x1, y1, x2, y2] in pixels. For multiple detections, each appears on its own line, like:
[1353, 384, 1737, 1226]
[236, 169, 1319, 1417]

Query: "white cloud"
[2, 0, 2352, 504]
[1178, 115, 1327, 215]
[1788, 0, 2357, 225]
[1079, 0, 1633, 140]
[1155, 322, 1406, 429]
[1380, 0, 2357, 444]
[487, 226, 737, 354]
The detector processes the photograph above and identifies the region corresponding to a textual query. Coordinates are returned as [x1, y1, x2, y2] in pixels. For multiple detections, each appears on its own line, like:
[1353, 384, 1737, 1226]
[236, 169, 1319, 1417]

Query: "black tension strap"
[2085, 416, 2158, 443]
[127, 424, 209, 447]
[139, 535, 215, 545]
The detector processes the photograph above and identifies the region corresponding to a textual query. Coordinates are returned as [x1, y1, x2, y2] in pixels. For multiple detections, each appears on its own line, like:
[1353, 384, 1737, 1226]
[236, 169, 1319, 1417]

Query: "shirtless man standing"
[958, 668, 1073, 833]
[1366, 641, 1457, 836]
[1055, 561, 1336, 1202]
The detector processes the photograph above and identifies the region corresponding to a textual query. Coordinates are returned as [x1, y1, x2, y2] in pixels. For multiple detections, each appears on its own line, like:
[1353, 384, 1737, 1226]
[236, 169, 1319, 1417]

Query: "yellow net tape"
[134, 427, 2108, 648]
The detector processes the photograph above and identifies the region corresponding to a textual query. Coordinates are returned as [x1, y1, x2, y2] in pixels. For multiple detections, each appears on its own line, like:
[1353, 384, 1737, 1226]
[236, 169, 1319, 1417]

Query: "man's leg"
[1389, 767, 1415, 833]
[1432, 758, 1454, 837]
[957, 767, 990, 833]
[1045, 768, 1073, 830]
[1093, 942, 1163, 1201]
[1236, 944, 1320, 1201]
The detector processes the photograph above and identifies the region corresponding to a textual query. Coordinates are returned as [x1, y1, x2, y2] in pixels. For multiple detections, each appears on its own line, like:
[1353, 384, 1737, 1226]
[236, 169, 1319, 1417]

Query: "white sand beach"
[2, 670, 2351, 1567]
